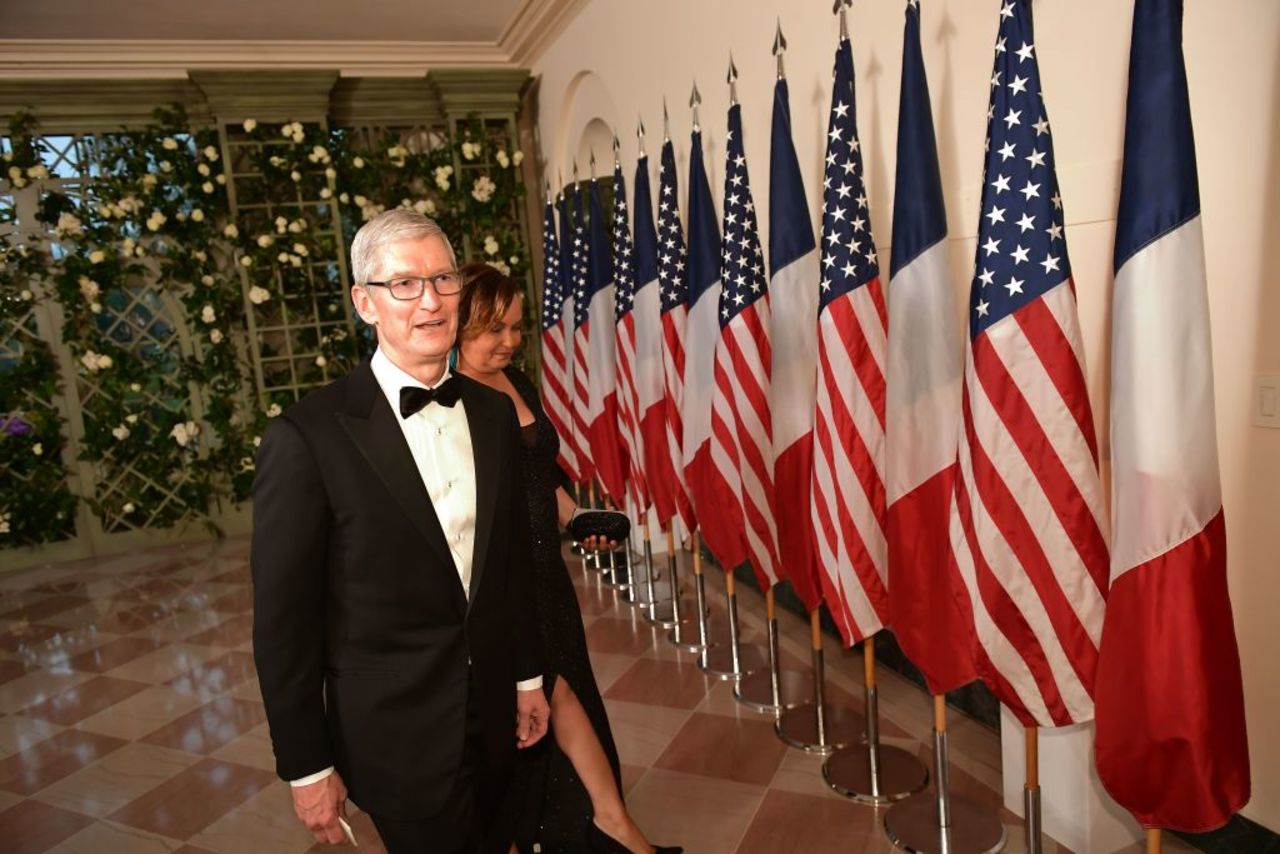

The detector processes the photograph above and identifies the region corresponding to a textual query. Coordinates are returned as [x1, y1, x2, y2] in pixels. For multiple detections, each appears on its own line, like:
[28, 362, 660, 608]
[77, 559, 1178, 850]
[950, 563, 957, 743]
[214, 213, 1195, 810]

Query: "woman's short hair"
[457, 262, 523, 342]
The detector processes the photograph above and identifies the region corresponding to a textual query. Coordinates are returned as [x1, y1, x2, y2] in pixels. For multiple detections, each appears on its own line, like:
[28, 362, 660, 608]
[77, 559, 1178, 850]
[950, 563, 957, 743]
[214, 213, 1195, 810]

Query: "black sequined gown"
[505, 365, 623, 853]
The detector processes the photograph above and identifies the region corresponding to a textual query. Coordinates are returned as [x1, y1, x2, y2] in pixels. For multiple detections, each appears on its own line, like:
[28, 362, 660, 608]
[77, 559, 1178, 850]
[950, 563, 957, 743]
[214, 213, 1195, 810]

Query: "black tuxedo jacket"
[250, 360, 542, 820]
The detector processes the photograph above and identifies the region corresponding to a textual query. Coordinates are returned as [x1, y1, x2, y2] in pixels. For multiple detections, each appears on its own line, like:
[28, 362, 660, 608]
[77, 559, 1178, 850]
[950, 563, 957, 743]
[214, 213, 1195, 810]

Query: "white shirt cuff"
[290, 767, 335, 787]
[516, 676, 543, 692]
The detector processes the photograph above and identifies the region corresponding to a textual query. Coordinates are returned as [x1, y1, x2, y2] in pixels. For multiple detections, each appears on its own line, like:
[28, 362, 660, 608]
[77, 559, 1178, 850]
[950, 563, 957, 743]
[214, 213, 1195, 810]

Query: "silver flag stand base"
[775, 702, 865, 754]
[643, 596, 682, 629]
[700, 641, 768, 680]
[883, 794, 1006, 854]
[734, 667, 812, 714]
[823, 745, 929, 805]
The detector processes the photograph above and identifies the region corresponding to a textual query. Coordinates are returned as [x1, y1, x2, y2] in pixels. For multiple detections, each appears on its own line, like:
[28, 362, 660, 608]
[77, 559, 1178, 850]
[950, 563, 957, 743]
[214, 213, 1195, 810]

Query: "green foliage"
[1, 107, 528, 550]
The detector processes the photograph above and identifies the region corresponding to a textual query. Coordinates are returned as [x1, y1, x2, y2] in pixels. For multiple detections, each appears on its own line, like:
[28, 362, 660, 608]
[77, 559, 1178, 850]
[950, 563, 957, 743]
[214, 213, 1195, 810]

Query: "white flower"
[146, 211, 167, 231]
[319, 187, 333, 199]
[209, 328, 224, 344]
[202, 182, 214, 194]
[56, 212, 84, 237]
[292, 131, 305, 143]
[422, 199, 437, 215]
[216, 174, 227, 185]
[353, 194, 368, 208]
[288, 220, 304, 234]
[169, 420, 199, 447]
[276, 251, 289, 264]
[6, 165, 20, 181]
[197, 163, 211, 177]
[162, 137, 179, 150]
[461, 141, 479, 161]
[125, 413, 138, 423]
[129, 382, 141, 392]
[338, 192, 350, 204]
[123, 502, 136, 514]
[239, 255, 253, 268]
[112, 425, 130, 441]
[223, 223, 239, 239]
[512, 150, 524, 165]
[248, 285, 271, 305]
[200, 274, 215, 286]
[257, 234, 275, 248]
[269, 156, 285, 168]
[493, 260, 511, 276]
[78, 276, 100, 301]
[288, 254, 303, 268]
[19, 289, 32, 301]
[253, 435, 262, 447]
[159, 161, 173, 173]
[201, 305, 216, 324]
[33, 443, 43, 456]
[91, 302, 102, 313]
[290, 170, 301, 182]
[194, 250, 207, 262]
[11, 176, 27, 188]
[315, 355, 327, 367]
[352, 156, 365, 169]
[293, 243, 308, 257]
[483, 235, 499, 256]
[98, 355, 113, 368]
[121, 237, 136, 256]
[0, 512, 9, 535]
[80, 351, 104, 371]
[204, 145, 219, 161]
[243, 118, 257, 132]
[190, 208, 205, 223]
[27, 164, 49, 179]
[311, 145, 330, 162]
[471, 175, 497, 203]
[495, 149, 510, 168]
[412, 199, 428, 214]
[509, 255, 519, 265]
[266, 403, 282, 418]
[274, 216, 289, 232]
[240, 457, 255, 471]
[141, 173, 158, 190]
[89, 249, 105, 264]
[433, 166, 452, 191]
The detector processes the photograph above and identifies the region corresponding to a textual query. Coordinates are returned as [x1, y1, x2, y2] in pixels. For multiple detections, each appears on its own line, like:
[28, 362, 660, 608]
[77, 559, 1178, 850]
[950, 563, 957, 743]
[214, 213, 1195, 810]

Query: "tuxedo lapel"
[335, 363, 461, 604]
[461, 380, 500, 607]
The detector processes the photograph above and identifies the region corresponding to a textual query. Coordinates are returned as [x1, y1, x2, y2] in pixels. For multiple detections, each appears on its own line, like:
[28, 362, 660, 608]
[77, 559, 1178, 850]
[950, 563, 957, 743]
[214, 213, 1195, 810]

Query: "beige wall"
[532, 0, 1280, 831]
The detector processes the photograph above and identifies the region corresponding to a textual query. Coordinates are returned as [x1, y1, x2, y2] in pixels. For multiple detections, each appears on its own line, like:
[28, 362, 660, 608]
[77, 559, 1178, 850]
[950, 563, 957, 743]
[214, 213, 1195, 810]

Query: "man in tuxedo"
[252, 209, 550, 853]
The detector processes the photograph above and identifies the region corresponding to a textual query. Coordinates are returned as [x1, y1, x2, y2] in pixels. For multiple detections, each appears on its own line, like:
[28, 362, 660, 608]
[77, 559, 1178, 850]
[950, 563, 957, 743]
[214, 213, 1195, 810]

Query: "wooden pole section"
[1026, 725, 1039, 789]
[765, 587, 775, 620]
[810, 608, 822, 651]
[666, 525, 675, 554]
[724, 565, 736, 595]
[933, 693, 947, 733]
[1146, 828, 1162, 854]
[692, 531, 703, 575]
[863, 637, 877, 690]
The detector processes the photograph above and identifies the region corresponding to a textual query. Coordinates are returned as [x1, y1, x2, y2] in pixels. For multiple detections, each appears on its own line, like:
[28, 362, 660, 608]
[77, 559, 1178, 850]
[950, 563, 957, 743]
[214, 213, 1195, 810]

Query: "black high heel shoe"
[585, 817, 683, 854]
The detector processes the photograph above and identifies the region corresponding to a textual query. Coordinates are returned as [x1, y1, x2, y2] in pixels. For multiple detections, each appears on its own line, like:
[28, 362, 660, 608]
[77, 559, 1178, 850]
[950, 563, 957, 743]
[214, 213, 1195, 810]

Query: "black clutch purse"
[566, 509, 631, 543]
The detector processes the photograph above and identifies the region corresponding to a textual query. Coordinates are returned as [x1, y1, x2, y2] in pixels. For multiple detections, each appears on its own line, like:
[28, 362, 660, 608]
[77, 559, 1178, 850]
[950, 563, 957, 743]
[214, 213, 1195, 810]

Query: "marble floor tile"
[76, 686, 210, 742]
[601, 698, 692, 767]
[41, 599, 172, 636]
[129, 609, 227, 645]
[100, 643, 225, 686]
[624, 766, 766, 854]
[66, 637, 165, 674]
[182, 615, 254, 649]
[0, 622, 62, 655]
[0, 728, 127, 796]
[604, 656, 714, 710]
[0, 596, 92, 624]
[32, 742, 199, 818]
[107, 757, 277, 841]
[140, 696, 268, 756]
[0, 669, 95, 715]
[48, 819, 184, 853]
[188, 781, 319, 854]
[583, 651, 636, 694]
[0, 797, 97, 854]
[736, 788, 892, 853]
[654, 712, 789, 787]
[166, 651, 257, 700]
[0, 715, 63, 759]
[584, 616, 668, 656]
[18, 675, 151, 726]
[209, 723, 275, 773]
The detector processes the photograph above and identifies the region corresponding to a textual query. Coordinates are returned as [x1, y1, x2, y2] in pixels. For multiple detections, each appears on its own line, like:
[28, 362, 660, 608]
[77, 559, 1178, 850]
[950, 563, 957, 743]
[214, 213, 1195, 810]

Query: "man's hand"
[291, 771, 351, 845]
[516, 688, 550, 749]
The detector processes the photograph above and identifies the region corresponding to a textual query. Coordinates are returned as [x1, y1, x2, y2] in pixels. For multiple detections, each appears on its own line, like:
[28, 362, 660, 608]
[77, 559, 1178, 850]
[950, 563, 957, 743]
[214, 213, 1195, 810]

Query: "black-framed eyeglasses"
[363, 270, 462, 300]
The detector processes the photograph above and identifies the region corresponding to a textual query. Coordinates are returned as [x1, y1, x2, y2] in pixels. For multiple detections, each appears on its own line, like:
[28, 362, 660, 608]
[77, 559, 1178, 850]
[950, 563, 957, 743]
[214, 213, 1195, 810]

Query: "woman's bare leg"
[550, 678, 653, 853]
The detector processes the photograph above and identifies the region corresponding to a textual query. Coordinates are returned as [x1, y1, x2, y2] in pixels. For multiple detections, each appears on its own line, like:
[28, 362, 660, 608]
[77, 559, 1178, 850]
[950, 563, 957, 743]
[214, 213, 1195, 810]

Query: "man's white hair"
[349, 208, 456, 284]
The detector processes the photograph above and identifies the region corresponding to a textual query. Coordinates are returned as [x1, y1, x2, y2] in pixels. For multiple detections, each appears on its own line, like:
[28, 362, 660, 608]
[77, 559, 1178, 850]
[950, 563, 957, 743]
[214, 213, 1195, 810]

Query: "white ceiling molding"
[0, 0, 583, 79]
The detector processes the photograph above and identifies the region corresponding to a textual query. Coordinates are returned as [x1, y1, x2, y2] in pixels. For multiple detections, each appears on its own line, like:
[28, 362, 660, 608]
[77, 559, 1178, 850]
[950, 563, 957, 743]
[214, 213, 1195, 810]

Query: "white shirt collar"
[370, 348, 453, 415]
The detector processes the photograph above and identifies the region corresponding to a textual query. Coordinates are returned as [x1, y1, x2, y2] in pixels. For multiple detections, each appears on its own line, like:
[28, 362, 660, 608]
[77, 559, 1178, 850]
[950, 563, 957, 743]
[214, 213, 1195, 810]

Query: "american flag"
[611, 158, 648, 511]
[632, 149, 684, 527]
[584, 178, 630, 505]
[948, 0, 1108, 727]
[568, 185, 595, 485]
[1095, 0, 1248, 829]
[714, 101, 779, 589]
[654, 139, 697, 532]
[683, 125, 745, 569]
[811, 32, 890, 646]
[884, 0, 976, 696]
[540, 194, 580, 482]
[767, 73, 823, 610]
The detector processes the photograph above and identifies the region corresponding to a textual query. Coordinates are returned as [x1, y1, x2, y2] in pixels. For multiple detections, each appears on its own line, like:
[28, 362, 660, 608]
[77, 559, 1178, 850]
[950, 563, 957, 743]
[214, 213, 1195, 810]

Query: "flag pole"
[696, 54, 767, 683]
[650, 523, 683, 631]
[823, 634, 929, 803]
[1025, 725, 1042, 854]
[775, 609, 863, 753]
[1147, 829, 1162, 854]
[667, 527, 709, 653]
[882, 695, 1007, 853]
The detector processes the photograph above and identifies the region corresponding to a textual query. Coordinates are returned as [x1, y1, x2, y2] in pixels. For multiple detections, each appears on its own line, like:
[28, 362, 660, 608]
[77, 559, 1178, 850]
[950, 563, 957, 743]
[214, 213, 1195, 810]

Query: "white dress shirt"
[291, 350, 541, 788]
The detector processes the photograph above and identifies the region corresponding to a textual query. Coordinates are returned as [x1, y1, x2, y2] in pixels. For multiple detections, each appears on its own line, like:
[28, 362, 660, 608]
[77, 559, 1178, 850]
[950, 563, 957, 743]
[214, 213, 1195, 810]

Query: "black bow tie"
[399, 378, 460, 418]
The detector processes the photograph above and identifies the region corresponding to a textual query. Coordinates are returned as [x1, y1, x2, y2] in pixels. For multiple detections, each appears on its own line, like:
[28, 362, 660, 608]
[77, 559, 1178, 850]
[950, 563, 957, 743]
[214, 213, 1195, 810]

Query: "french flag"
[1094, 0, 1250, 831]
[584, 178, 630, 504]
[884, 0, 976, 695]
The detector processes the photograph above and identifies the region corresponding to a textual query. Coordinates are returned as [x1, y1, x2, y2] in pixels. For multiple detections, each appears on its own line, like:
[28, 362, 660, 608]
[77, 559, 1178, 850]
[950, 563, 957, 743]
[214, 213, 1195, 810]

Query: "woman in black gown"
[454, 263, 678, 854]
